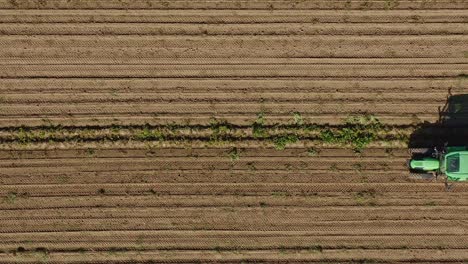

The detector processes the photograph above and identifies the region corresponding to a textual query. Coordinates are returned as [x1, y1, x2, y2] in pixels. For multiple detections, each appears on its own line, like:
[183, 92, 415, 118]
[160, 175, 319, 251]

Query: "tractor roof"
[445, 151, 468, 181]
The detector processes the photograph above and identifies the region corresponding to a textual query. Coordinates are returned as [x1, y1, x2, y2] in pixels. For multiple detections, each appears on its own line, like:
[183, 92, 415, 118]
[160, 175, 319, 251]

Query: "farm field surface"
[0, 0, 468, 263]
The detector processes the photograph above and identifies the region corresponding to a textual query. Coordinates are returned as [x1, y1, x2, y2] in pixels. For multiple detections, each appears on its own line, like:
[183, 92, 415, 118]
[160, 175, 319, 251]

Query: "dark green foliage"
[252, 112, 268, 138]
[135, 126, 164, 141]
[319, 115, 382, 151]
[209, 118, 232, 143]
[273, 134, 299, 150]
[4, 114, 389, 151]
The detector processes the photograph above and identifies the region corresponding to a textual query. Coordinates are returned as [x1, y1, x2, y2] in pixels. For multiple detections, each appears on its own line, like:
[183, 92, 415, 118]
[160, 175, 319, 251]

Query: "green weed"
[135, 127, 164, 141]
[228, 147, 240, 161]
[273, 134, 298, 150]
[5, 114, 394, 152]
[384, 0, 399, 9]
[307, 147, 320, 156]
[308, 245, 323, 253]
[16, 128, 33, 144]
[34, 248, 49, 263]
[354, 190, 377, 205]
[252, 112, 268, 138]
[292, 112, 303, 125]
[352, 163, 363, 171]
[107, 125, 122, 140]
[329, 163, 339, 171]
[4, 192, 17, 204]
[209, 118, 232, 144]
[424, 201, 437, 206]
[85, 148, 96, 157]
[320, 115, 382, 151]
[109, 89, 119, 97]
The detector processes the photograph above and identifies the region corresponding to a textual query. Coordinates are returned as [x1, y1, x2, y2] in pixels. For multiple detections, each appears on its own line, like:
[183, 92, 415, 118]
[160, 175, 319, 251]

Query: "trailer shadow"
[408, 93, 468, 149]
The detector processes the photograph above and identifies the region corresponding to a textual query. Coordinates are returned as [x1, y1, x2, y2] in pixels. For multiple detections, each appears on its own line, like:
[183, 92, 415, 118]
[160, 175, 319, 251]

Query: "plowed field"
[0, 0, 467, 263]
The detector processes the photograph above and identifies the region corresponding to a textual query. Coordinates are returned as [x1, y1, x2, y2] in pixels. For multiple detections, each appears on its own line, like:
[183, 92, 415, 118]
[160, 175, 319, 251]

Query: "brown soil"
[0, 1, 467, 263]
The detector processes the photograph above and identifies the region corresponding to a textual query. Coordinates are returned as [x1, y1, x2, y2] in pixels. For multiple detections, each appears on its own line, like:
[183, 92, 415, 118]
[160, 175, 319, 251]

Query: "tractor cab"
[441, 149, 468, 181]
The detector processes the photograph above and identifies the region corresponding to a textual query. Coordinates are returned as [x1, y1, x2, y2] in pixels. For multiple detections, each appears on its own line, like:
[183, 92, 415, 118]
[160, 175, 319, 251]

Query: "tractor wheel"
[409, 172, 435, 180]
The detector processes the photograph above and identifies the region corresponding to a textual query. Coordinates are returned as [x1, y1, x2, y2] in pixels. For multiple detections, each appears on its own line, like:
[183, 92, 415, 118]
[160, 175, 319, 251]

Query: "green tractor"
[409, 146, 468, 185]
[408, 93, 468, 188]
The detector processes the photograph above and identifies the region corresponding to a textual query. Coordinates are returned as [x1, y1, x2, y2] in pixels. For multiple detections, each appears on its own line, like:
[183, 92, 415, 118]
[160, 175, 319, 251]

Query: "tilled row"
[0, 250, 468, 264]
[0, 0, 466, 9]
[0, 10, 466, 23]
[0, 157, 408, 173]
[0, 171, 422, 185]
[0, 63, 466, 77]
[0, 147, 412, 159]
[0, 77, 463, 92]
[0, 92, 458, 104]
[1, 37, 466, 58]
[1, 249, 468, 264]
[1, 23, 467, 35]
[0, 115, 442, 127]
[1, 207, 467, 221]
[0, 124, 411, 142]
[0, 103, 453, 116]
[0, 217, 465, 233]
[1, 193, 467, 210]
[2, 232, 467, 249]
[0, 183, 463, 197]
[3, 35, 464, 47]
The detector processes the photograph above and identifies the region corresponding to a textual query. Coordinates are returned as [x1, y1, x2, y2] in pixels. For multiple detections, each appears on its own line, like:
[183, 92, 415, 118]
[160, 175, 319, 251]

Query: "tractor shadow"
[408, 93, 468, 150]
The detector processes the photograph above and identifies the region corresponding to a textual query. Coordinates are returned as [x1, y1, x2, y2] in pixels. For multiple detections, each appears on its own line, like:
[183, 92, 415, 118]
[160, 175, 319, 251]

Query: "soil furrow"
[0, 103, 451, 119]
[0, 171, 414, 185]
[0, 92, 457, 104]
[1, 35, 466, 46]
[0, 78, 464, 92]
[0, 148, 411, 159]
[0, 207, 466, 221]
[0, 23, 467, 35]
[0, 0, 466, 10]
[0, 218, 465, 233]
[2, 57, 467, 65]
[1, 249, 468, 263]
[1, 232, 467, 250]
[2, 47, 465, 58]
[0, 10, 466, 23]
[0, 156, 408, 172]
[0, 183, 466, 197]
[0, 115, 441, 128]
[0, 64, 465, 78]
[1, 194, 466, 210]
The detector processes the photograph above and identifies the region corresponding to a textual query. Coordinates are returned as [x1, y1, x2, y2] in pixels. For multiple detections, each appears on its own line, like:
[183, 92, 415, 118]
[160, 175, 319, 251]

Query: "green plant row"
[1, 114, 406, 151]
